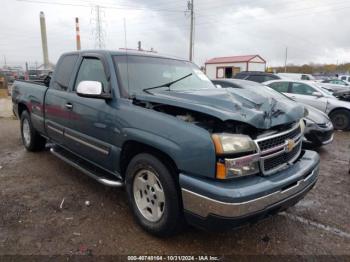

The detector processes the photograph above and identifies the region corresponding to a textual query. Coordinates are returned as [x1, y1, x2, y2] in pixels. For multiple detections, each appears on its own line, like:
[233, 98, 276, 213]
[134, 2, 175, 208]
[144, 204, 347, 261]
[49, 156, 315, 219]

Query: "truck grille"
[257, 126, 301, 151]
[256, 124, 302, 175]
[263, 143, 301, 172]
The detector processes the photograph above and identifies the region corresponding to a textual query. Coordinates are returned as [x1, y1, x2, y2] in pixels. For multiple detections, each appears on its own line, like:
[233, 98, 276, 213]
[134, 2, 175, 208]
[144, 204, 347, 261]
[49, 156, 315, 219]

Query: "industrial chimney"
[75, 17, 81, 50]
[39, 11, 49, 69]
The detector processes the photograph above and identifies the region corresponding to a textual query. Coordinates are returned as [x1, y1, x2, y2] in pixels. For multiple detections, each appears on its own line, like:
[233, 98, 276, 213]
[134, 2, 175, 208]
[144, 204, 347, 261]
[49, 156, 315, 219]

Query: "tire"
[125, 153, 184, 237]
[20, 111, 46, 151]
[329, 109, 350, 130]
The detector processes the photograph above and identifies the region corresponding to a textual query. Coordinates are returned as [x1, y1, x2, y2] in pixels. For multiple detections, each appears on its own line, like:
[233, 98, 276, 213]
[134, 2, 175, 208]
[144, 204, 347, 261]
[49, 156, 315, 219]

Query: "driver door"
[62, 56, 119, 171]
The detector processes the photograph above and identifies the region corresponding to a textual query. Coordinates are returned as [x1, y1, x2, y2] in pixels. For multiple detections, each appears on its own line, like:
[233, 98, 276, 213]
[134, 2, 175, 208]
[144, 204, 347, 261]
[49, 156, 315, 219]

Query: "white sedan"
[264, 80, 350, 130]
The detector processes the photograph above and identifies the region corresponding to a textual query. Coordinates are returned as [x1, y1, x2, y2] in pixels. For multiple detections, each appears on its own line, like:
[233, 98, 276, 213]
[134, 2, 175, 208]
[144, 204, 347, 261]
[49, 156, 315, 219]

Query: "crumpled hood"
[135, 88, 304, 129]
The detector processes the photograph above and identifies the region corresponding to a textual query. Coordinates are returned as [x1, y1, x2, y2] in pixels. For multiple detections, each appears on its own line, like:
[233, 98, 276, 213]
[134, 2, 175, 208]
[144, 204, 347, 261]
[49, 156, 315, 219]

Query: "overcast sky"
[1, 0, 350, 69]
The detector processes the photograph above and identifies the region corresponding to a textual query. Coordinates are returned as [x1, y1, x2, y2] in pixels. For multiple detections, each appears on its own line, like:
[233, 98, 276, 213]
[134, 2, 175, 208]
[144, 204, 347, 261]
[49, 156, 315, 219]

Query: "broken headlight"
[211, 134, 257, 154]
[300, 119, 305, 134]
[212, 134, 259, 179]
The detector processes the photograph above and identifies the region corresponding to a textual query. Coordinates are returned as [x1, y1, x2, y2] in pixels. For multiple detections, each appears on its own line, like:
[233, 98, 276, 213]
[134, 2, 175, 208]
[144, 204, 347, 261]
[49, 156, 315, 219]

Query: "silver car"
[264, 80, 350, 130]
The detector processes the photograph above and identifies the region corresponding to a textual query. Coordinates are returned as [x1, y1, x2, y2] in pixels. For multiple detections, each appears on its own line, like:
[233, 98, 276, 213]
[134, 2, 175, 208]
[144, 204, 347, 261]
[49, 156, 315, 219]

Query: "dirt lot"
[0, 118, 350, 256]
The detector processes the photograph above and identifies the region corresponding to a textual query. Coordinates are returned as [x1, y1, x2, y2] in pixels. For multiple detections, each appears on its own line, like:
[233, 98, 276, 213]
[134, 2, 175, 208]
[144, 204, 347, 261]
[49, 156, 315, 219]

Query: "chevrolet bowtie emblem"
[285, 139, 295, 153]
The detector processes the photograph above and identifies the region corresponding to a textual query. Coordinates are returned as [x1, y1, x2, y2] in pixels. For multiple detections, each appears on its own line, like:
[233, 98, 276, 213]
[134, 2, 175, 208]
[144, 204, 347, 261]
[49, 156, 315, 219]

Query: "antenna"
[123, 18, 127, 50]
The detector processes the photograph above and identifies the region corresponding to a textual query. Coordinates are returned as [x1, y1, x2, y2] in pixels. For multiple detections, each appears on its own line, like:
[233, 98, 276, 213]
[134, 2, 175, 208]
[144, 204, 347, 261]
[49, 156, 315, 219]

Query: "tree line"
[269, 63, 350, 75]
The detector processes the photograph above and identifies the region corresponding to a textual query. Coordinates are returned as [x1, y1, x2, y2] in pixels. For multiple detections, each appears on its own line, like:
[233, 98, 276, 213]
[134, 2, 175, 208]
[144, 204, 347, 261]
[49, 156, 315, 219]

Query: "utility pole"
[284, 47, 288, 73]
[25, 62, 29, 80]
[3, 55, 7, 68]
[138, 41, 142, 51]
[188, 0, 194, 61]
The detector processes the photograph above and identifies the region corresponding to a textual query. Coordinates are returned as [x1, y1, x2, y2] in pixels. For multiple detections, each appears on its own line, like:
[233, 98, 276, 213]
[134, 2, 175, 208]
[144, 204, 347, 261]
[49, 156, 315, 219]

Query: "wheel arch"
[120, 140, 179, 179]
[328, 107, 350, 117]
[18, 102, 29, 117]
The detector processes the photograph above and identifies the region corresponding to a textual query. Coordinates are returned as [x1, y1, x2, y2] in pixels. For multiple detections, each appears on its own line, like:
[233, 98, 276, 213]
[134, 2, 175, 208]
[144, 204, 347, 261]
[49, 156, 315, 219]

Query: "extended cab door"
[45, 54, 79, 144]
[62, 55, 120, 172]
[287, 82, 328, 112]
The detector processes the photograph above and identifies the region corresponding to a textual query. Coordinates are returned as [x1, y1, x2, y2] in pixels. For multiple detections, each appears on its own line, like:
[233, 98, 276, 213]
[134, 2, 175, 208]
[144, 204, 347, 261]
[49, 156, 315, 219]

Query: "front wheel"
[20, 111, 46, 151]
[125, 153, 184, 237]
[330, 109, 350, 130]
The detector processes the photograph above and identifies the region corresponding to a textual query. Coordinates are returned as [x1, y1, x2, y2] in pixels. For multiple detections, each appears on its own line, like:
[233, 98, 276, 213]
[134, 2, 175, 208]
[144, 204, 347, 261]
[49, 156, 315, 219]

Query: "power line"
[16, 0, 188, 13]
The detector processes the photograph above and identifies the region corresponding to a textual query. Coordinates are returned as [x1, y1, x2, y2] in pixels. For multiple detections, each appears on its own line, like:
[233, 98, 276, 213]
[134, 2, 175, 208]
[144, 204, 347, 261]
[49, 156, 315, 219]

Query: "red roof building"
[205, 54, 266, 79]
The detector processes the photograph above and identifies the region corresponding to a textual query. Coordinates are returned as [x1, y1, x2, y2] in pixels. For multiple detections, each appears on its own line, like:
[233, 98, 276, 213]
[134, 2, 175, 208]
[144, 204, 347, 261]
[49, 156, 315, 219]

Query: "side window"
[301, 75, 310, 80]
[290, 82, 315, 95]
[75, 58, 108, 91]
[341, 76, 347, 81]
[52, 55, 78, 91]
[268, 82, 289, 93]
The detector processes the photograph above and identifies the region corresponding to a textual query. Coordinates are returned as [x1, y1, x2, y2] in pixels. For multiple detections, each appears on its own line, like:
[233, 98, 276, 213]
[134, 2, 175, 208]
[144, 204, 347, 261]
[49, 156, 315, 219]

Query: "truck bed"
[12, 80, 49, 134]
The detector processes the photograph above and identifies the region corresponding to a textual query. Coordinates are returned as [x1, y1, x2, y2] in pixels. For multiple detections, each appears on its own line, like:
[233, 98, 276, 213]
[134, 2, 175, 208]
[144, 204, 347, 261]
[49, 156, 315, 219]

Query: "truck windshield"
[113, 55, 215, 97]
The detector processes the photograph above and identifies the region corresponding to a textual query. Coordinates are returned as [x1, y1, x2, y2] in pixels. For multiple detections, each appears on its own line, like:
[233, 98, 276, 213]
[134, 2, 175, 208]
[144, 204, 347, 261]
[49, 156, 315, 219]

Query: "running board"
[50, 147, 124, 187]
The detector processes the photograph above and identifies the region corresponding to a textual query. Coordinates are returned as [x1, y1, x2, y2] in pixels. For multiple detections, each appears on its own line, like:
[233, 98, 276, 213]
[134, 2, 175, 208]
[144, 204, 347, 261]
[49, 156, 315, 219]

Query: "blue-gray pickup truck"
[12, 50, 320, 236]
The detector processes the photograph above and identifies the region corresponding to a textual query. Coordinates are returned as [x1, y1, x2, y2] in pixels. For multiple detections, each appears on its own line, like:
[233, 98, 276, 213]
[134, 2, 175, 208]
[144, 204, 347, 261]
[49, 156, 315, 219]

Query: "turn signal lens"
[216, 162, 226, 179]
[212, 134, 224, 154]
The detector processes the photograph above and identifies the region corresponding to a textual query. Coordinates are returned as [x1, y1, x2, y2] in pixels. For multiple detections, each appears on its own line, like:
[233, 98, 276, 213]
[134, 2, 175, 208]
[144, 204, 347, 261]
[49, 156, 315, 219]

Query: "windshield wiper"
[143, 73, 192, 94]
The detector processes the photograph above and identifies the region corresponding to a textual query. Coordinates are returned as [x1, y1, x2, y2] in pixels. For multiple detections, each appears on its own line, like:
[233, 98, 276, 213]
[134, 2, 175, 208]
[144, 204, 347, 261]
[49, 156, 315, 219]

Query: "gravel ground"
[0, 98, 13, 118]
[0, 118, 349, 256]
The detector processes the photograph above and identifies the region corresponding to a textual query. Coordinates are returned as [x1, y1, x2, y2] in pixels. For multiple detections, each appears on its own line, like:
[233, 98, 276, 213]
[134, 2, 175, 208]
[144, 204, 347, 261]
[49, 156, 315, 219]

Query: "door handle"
[65, 103, 73, 110]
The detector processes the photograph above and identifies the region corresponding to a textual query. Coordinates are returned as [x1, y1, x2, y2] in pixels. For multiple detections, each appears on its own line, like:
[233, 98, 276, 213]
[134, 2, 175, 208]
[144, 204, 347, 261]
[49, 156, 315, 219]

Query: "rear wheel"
[330, 109, 350, 130]
[125, 153, 184, 237]
[20, 111, 46, 151]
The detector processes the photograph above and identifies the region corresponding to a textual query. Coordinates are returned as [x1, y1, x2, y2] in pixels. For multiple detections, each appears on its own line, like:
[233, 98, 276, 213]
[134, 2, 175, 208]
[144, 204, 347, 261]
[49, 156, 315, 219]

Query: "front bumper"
[303, 122, 334, 146]
[180, 150, 320, 229]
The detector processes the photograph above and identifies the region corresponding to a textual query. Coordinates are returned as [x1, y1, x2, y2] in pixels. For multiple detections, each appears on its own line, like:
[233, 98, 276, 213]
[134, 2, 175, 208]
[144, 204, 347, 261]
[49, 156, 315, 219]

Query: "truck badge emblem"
[285, 139, 295, 153]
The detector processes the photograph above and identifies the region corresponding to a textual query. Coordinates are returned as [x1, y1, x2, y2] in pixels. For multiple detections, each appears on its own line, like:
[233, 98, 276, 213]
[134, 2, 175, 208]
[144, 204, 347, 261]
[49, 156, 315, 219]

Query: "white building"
[205, 55, 266, 79]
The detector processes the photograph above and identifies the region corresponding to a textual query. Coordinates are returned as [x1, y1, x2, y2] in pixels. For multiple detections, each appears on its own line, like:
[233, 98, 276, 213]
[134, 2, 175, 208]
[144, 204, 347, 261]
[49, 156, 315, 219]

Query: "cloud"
[1, 0, 350, 68]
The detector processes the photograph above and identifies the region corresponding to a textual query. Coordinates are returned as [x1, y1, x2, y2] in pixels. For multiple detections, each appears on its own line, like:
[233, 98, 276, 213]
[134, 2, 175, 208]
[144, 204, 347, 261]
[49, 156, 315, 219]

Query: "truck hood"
[135, 88, 304, 129]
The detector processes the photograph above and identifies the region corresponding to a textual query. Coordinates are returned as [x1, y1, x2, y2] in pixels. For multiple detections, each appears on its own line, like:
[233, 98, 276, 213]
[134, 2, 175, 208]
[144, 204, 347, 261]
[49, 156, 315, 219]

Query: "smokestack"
[75, 17, 81, 50]
[39, 11, 49, 69]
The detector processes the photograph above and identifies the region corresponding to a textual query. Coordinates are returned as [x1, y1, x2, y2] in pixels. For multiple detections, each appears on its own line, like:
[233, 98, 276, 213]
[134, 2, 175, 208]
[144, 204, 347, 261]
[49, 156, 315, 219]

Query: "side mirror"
[312, 91, 323, 98]
[215, 84, 222, 88]
[76, 81, 108, 99]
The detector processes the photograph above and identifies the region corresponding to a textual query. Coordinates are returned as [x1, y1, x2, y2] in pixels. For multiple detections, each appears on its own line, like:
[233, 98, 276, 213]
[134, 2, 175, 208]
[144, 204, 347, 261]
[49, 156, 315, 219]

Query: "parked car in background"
[302, 106, 334, 147]
[234, 71, 280, 83]
[277, 73, 315, 81]
[322, 79, 349, 86]
[318, 82, 350, 93]
[212, 79, 334, 147]
[265, 80, 350, 130]
[11, 50, 320, 236]
[338, 75, 350, 83]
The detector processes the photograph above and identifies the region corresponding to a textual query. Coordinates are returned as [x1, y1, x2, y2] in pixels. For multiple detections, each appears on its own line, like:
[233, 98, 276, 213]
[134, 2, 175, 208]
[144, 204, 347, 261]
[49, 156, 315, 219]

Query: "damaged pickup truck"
[12, 51, 320, 236]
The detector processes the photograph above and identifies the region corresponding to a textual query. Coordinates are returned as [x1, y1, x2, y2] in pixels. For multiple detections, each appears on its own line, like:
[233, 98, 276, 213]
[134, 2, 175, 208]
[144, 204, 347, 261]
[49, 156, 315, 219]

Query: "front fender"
[121, 127, 216, 178]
